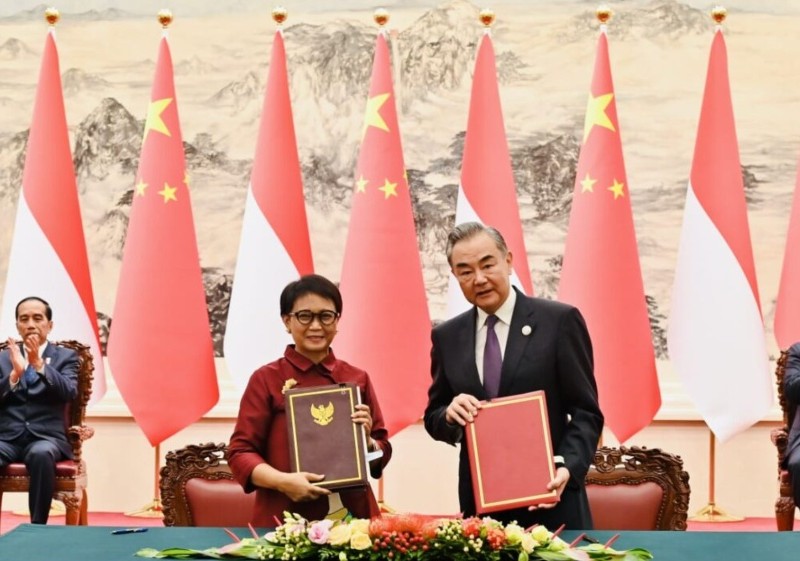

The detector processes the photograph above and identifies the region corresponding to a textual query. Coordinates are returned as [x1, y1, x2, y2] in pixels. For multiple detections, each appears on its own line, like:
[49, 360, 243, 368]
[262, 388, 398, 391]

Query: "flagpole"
[389, 27, 401, 113]
[689, 428, 743, 522]
[125, 444, 164, 518]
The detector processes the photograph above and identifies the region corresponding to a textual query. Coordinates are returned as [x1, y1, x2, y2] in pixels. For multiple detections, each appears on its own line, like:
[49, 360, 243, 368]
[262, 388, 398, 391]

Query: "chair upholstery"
[586, 445, 690, 531]
[770, 349, 796, 531]
[0, 339, 94, 525]
[161, 442, 255, 527]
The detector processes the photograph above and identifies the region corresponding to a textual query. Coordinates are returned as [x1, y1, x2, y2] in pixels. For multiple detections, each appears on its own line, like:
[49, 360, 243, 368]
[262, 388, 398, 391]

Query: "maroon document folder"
[465, 390, 558, 514]
[284, 383, 369, 490]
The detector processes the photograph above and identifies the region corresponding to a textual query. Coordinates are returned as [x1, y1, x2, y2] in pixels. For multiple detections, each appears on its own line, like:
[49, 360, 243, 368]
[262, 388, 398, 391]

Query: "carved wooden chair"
[770, 349, 796, 530]
[160, 442, 255, 527]
[586, 445, 690, 531]
[0, 339, 94, 525]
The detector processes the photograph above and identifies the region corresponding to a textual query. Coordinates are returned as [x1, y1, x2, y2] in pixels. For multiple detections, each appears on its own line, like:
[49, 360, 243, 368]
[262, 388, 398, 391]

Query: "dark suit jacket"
[784, 343, 800, 465]
[0, 343, 79, 460]
[424, 289, 604, 529]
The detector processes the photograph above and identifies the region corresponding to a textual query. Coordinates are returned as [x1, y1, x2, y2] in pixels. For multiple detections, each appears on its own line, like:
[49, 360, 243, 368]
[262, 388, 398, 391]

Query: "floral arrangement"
[136, 512, 653, 561]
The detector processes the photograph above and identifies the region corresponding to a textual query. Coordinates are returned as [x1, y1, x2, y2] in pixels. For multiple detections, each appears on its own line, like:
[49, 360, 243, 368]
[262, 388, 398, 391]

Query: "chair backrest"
[160, 442, 255, 527]
[586, 445, 690, 531]
[0, 339, 93, 461]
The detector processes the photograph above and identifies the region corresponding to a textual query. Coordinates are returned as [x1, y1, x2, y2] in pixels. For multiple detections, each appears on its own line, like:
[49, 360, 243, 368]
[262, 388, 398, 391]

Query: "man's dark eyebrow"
[454, 254, 496, 269]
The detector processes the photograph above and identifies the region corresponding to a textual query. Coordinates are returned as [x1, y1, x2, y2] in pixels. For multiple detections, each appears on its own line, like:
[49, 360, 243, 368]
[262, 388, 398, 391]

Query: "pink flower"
[308, 519, 334, 544]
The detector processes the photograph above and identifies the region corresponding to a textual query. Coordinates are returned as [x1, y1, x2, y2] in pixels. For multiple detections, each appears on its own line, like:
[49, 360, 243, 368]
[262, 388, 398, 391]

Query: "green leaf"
[622, 549, 654, 561]
[535, 550, 574, 561]
[134, 547, 225, 559]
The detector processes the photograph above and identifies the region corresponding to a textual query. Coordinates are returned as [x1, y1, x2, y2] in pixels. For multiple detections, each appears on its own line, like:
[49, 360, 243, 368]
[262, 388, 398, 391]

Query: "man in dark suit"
[784, 342, 800, 510]
[424, 223, 603, 529]
[0, 296, 78, 524]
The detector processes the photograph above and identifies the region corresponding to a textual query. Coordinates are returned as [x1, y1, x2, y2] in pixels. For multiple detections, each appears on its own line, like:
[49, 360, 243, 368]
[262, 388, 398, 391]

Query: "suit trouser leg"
[0, 440, 22, 465]
[788, 446, 800, 509]
[23, 439, 60, 524]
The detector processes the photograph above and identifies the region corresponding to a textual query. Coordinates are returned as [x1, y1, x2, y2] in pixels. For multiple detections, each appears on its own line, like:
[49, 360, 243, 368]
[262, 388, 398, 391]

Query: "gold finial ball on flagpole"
[374, 8, 389, 27]
[711, 5, 727, 24]
[157, 9, 173, 29]
[44, 7, 60, 26]
[596, 4, 613, 25]
[272, 6, 288, 26]
[479, 8, 495, 28]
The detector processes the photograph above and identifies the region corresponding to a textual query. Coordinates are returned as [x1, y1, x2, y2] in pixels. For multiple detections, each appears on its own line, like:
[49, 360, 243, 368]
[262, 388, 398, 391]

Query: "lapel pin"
[521, 325, 532, 336]
[45, 357, 51, 365]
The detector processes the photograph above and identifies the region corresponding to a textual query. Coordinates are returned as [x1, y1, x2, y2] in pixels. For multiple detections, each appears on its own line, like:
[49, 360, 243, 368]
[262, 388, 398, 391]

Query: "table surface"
[1, 524, 800, 561]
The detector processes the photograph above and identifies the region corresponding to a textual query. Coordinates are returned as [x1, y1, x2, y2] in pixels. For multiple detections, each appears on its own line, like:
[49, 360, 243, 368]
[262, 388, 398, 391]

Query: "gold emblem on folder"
[311, 402, 334, 426]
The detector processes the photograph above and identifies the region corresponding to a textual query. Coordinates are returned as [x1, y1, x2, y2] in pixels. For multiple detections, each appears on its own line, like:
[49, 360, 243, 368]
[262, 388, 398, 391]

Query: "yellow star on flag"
[158, 182, 178, 203]
[356, 175, 368, 193]
[608, 179, 625, 199]
[583, 92, 615, 142]
[144, 98, 173, 142]
[361, 93, 390, 139]
[184, 171, 191, 187]
[378, 179, 398, 199]
[580, 173, 596, 193]
[135, 180, 148, 196]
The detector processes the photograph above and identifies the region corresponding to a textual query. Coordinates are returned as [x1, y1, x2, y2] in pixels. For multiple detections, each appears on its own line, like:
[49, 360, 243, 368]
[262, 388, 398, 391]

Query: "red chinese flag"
[558, 31, 660, 443]
[335, 33, 431, 436]
[775, 159, 800, 349]
[107, 35, 218, 446]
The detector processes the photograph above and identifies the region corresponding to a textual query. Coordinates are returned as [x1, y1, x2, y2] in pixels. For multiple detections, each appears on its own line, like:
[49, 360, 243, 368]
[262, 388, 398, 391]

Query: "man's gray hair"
[445, 222, 509, 266]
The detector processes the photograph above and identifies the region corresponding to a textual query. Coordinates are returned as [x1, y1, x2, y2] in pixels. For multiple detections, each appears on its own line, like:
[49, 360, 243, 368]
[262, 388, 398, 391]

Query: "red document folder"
[465, 390, 558, 514]
[285, 383, 369, 490]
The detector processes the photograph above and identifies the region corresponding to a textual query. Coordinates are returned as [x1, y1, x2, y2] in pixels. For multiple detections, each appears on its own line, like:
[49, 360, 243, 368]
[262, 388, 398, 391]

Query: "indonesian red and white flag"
[107, 34, 218, 446]
[0, 29, 106, 403]
[447, 32, 533, 317]
[224, 30, 313, 391]
[774, 155, 800, 349]
[558, 30, 660, 443]
[668, 30, 771, 441]
[335, 33, 431, 436]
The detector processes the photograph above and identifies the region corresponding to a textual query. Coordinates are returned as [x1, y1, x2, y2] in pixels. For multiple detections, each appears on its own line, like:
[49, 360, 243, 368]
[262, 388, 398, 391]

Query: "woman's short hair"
[280, 274, 343, 315]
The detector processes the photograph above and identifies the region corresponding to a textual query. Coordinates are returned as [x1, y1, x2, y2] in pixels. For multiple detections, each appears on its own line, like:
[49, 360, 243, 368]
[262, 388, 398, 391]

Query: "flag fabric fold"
[557, 30, 660, 443]
[107, 34, 218, 446]
[224, 30, 313, 391]
[0, 30, 106, 404]
[774, 156, 800, 349]
[334, 32, 431, 436]
[668, 30, 771, 442]
[447, 32, 532, 317]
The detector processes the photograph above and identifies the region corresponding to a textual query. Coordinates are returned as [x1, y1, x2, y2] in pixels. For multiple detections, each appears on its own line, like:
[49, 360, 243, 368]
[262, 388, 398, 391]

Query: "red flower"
[486, 527, 506, 550]
[462, 517, 483, 539]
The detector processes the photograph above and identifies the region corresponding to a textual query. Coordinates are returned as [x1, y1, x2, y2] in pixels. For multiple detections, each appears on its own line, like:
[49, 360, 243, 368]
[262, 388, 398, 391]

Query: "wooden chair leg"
[61, 492, 81, 526]
[775, 496, 796, 531]
[79, 489, 88, 526]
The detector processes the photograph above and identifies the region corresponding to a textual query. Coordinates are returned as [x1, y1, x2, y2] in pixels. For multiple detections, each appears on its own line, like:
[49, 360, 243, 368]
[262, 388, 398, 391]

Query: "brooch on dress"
[281, 378, 298, 394]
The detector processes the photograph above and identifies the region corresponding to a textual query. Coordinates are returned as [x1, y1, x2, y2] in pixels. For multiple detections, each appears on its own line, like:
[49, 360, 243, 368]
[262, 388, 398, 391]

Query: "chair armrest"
[66, 424, 95, 461]
[771, 427, 788, 450]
